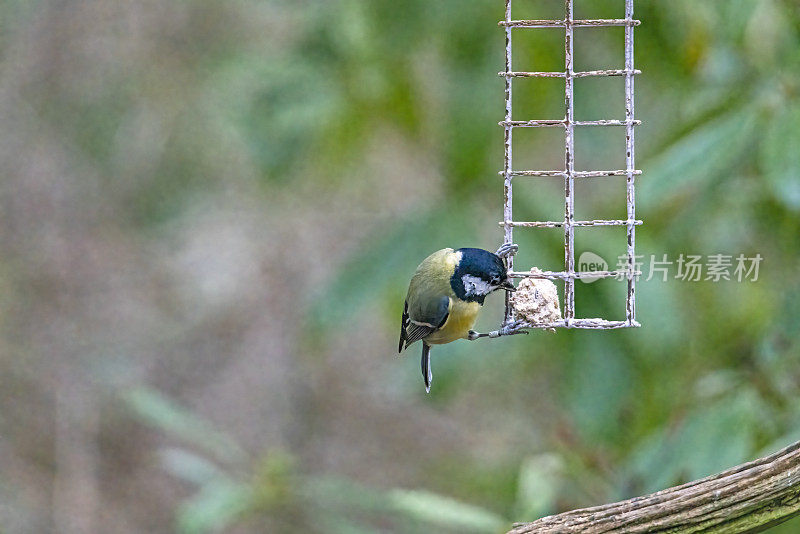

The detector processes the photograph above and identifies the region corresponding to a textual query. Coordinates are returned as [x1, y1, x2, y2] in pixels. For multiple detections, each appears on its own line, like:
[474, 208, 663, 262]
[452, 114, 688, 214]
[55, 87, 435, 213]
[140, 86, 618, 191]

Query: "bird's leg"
[495, 242, 519, 260]
[468, 320, 529, 340]
[468, 330, 488, 340]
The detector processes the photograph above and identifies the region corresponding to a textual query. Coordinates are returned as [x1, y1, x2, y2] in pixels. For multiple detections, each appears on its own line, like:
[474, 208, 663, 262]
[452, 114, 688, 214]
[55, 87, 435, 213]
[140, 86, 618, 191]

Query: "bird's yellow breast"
[424, 298, 481, 345]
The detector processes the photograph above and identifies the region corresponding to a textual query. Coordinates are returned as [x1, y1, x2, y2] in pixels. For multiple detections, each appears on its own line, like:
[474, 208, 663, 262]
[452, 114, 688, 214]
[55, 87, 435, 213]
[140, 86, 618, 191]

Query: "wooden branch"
[509, 441, 800, 534]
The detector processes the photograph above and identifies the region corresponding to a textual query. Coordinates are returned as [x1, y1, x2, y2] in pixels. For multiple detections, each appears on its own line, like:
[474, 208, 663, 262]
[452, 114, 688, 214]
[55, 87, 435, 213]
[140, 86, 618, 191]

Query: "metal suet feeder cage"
[496, 0, 642, 334]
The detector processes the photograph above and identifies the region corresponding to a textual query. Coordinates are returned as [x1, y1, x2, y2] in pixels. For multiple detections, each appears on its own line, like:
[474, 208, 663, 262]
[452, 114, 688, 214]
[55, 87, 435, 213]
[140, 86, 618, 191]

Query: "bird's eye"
[491, 276, 501, 285]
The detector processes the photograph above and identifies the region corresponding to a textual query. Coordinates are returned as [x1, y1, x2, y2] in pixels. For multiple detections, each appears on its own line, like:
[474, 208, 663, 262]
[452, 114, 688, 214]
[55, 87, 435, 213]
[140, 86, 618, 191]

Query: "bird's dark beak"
[501, 279, 516, 292]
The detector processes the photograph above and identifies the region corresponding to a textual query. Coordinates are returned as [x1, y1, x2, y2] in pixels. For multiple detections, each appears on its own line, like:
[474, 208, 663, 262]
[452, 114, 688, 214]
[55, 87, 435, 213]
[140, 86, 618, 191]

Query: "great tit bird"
[398, 247, 515, 392]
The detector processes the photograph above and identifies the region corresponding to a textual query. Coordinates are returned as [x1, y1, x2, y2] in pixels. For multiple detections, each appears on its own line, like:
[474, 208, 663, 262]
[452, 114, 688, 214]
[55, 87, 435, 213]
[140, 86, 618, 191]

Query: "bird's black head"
[450, 248, 514, 304]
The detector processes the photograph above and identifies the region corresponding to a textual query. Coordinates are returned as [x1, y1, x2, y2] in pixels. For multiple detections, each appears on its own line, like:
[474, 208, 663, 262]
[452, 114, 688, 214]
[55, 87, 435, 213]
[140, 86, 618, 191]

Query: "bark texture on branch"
[509, 441, 800, 534]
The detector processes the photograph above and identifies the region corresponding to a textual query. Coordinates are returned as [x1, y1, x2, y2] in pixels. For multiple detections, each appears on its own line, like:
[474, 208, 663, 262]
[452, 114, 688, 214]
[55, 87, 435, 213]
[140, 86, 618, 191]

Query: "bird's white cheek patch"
[462, 274, 493, 297]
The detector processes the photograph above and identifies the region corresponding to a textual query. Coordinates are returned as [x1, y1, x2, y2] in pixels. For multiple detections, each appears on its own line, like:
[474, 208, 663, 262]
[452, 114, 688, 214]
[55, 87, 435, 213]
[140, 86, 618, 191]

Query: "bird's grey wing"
[402, 295, 450, 349]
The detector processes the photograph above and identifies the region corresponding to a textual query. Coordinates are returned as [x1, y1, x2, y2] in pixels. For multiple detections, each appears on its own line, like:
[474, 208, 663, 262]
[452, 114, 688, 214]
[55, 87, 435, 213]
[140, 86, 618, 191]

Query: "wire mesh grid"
[500, 0, 641, 330]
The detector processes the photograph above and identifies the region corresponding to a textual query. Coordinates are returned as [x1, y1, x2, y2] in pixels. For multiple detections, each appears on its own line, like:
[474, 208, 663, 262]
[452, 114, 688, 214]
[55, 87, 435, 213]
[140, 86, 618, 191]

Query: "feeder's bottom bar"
[512, 318, 641, 330]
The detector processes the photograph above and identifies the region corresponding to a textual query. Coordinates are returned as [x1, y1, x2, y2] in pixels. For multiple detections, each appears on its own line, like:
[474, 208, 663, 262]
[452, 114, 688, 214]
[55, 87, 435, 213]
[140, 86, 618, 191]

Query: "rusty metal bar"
[563, 0, 576, 324]
[502, 0, 514, 325]
[499, 19, 641, 28]
[513, 319, 641, 329]
[576, 170, 640, 177]
[502, 219, 642, 228]
[574, 119, 640, 126]
[501, 119, 566, 127]
[500, 71, 566, 78]
[504, 169, 641, 177]
[500, 119, 641, 127]
[509, 270, 641, 280]
[499, 69, 641, 78]
[624, 0, 637, 325]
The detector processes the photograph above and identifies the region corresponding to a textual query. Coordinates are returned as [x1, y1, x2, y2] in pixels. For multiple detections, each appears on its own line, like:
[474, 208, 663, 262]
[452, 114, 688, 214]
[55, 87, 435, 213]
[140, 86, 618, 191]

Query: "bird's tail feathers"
[421, 343, 432, 393]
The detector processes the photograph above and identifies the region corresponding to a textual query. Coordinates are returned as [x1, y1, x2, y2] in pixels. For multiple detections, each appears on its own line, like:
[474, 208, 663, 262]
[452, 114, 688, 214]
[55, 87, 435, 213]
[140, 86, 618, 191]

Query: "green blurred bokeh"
[0, 0, 799, 532]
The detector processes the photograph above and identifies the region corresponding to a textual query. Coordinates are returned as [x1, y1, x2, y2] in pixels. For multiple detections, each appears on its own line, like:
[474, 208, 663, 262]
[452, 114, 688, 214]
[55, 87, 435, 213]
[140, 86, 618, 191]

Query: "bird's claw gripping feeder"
[494, 0, 642, 336]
